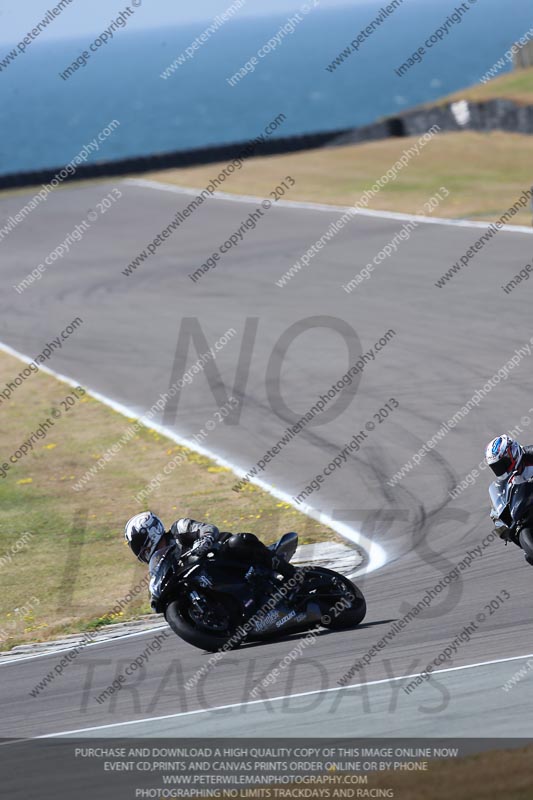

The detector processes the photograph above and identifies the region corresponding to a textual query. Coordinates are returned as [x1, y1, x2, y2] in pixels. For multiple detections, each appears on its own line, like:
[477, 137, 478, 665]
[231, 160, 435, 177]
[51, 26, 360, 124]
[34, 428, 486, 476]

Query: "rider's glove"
[190, 538, 211, 557]
[151, 597, 164, 613]
[494, 521, 512, 541]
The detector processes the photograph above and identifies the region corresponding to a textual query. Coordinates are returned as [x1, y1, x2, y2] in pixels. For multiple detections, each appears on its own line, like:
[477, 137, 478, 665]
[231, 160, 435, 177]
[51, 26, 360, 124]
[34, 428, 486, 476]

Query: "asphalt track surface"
[1, 179, 533, 740]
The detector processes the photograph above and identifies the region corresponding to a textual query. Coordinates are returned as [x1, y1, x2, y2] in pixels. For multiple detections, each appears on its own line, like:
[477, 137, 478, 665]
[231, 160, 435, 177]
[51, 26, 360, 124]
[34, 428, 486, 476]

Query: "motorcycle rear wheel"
[303, 566, 366, 629]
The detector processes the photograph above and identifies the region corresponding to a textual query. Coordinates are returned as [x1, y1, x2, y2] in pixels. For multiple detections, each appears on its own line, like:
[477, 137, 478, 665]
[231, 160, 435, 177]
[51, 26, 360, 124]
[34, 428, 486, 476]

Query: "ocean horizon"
[0, 0, 531, 175]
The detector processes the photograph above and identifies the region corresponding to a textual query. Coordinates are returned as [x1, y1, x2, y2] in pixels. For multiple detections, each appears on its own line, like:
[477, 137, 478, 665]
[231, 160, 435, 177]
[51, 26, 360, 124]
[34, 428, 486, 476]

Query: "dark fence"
[331, 99, 533, 145]
[1, 98, 532, 191]
[0, 128, 357, 191]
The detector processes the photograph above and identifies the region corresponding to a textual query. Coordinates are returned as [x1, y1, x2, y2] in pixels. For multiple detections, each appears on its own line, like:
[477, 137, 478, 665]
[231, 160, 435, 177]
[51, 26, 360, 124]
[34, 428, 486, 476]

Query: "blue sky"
[0, 0, 362, 44]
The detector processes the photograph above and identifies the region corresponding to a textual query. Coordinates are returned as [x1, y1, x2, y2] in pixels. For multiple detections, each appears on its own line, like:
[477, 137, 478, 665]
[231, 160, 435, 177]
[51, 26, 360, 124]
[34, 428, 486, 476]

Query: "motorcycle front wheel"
[165, 593, 242, 653]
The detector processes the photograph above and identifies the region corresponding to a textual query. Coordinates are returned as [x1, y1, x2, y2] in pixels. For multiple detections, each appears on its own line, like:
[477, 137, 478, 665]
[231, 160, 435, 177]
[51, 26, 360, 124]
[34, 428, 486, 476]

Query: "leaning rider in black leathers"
[124, 512, 296, 610]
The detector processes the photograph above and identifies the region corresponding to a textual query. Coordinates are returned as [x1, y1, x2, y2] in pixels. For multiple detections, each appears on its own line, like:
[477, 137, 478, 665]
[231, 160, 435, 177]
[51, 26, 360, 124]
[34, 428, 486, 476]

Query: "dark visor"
[491, 457, 511, 477]
[131, 537, 151, 562]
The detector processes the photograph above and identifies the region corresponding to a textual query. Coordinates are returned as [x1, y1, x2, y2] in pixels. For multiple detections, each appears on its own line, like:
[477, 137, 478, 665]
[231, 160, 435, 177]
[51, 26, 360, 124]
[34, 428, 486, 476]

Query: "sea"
[0, 0, 531, 175]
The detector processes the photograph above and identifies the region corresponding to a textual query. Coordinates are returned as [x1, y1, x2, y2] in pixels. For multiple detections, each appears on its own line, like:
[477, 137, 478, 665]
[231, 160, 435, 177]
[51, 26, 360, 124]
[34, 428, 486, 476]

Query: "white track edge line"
[0, 625, 169, 666]
[37, 650, 533, 737]
[0, 339, 385, 663]
[124, 178, 533, 235]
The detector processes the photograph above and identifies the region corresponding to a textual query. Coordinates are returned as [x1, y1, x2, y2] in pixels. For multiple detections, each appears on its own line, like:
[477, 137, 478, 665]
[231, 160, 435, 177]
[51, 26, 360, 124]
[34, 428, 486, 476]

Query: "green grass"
[439, 65, 533, 106]
[0, 351, 339, 650]
[358, 744, 533, 800]
[2, 71, 533, 226]
[140, 129, 533, 226]
[132, 64, 533, 227]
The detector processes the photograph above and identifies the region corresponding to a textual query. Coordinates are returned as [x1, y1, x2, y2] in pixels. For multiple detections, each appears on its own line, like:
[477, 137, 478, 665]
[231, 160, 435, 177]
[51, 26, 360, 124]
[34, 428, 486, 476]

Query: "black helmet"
[124, 512, 166, 563]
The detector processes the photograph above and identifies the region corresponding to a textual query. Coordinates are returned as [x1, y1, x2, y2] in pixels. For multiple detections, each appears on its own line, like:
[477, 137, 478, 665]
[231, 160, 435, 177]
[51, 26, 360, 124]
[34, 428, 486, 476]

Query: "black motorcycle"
[489, 478, 533, 562]
[149, 532, 366, 652]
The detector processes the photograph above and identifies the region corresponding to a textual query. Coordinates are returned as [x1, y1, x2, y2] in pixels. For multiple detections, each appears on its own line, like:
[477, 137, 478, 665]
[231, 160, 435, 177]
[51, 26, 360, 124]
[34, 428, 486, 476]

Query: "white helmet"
[485, 435, 523, 481]
[124, 512, 166, 563]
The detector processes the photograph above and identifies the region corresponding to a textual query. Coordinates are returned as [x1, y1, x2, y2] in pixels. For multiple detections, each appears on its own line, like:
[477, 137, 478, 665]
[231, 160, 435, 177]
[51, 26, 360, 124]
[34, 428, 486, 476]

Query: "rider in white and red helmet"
[485, 435, 525, 480]
[485, 435, 533, 564]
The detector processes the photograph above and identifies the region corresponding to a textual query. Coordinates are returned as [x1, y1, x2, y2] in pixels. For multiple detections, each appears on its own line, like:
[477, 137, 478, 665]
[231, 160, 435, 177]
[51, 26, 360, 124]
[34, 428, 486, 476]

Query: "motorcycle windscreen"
[148, 544, 176, 599]
[509, 481, 533, 523]
[489, 481, 509, 519]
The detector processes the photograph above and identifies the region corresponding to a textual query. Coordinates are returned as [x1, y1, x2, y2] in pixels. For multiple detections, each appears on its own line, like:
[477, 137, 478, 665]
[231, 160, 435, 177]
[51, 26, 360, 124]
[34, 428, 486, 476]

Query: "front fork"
[189, 589, 209, 614]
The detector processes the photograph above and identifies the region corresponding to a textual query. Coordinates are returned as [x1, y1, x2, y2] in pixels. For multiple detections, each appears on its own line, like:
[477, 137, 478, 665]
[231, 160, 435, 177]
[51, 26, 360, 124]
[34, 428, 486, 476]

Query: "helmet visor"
[491, 456, 512, 478]
[128, 534, 152, 563]
[137, 543, 152, 563]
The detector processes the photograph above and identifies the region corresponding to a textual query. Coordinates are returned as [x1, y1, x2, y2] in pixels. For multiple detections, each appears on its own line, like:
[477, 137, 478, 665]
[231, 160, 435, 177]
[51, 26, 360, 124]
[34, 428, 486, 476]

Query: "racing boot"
[271, 555, 299, 602]
[245, 565, 275, 604]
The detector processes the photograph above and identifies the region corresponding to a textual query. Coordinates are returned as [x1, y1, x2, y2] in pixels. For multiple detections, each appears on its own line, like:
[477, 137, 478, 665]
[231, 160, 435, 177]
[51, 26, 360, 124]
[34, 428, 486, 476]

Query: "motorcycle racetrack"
[1, 177, 533, 741]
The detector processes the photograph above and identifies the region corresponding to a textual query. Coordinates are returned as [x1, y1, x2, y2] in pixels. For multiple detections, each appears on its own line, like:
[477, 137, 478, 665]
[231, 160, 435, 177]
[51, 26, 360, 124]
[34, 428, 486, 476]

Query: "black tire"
[519, 528, 533, 563]
[304, 566, 366, 629]
[165, 595, 241, 653]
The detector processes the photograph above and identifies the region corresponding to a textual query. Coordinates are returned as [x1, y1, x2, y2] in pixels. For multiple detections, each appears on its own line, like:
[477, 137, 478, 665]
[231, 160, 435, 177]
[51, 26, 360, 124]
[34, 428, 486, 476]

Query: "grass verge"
[357, 743, 533, 800]
[439, 65, 533, 106]
[0, 350, 340, 651]
[140, 129, 533, 226]
[245, 744, 533, 799]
